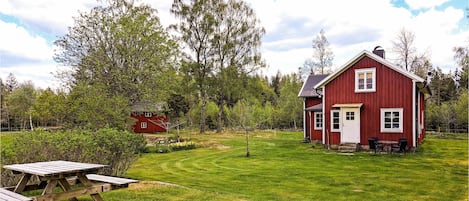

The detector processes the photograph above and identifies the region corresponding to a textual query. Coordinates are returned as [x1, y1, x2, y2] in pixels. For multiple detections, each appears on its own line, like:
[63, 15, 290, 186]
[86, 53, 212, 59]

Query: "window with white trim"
[314, 112, 323, 130]
[355, 68, 376, 92]
[144, 112, 152, 117]
[141, 122, 147, 129]
[331, 110, 340, 132]
[380, 108, 403, 133]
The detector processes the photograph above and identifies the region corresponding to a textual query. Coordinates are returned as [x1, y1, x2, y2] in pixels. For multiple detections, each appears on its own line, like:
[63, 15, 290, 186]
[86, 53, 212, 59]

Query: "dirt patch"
[129, 181, 187, 190]
[214, 144, 231, 150]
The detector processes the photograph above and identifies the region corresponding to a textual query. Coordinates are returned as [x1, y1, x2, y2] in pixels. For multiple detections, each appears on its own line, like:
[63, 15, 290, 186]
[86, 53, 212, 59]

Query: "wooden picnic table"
[378, 140, 398, 153]
[3, 160, 109, 201]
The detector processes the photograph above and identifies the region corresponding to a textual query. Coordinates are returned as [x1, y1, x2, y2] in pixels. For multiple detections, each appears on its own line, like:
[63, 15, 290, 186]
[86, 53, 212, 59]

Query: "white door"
[341, 108, 360, 143]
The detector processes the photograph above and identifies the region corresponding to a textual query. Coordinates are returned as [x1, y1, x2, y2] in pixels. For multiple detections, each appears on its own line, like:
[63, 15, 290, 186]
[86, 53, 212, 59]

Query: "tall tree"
[212, 0, 265, 133]
[171, 0, 218, 133]
[276, 73, 303, 129]
[7, 81, 36, 130]
[300, 29, 334, 76]
[5, 73, 18, 93]
[453, 44, 469, 90]
[171, 0, 265, 133]
[32, 88, 56, 127]
[392, 28, 418, 71]
[54, 0, 179, 107]
[229, 99, 254, 157]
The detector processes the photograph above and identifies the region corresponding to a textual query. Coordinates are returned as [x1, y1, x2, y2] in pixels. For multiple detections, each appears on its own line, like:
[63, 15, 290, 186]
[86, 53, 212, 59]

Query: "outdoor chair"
[368, 137, 383, 154]
[391, 138, 408, 154]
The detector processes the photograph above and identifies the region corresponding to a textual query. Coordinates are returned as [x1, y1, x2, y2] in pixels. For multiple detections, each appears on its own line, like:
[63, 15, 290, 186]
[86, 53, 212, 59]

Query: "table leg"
[58, 179, 79, 201]
[42, 180, 58, 195]
[77, 173, 104, 201]
[14, 173, 32, 193]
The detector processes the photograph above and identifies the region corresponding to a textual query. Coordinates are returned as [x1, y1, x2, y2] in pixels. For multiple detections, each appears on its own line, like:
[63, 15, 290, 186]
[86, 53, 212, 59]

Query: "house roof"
[298, 74, 329, 97]
[305, 103, 323, 111]
[131, 102, 166, 113]
[314, 50, 425, 89]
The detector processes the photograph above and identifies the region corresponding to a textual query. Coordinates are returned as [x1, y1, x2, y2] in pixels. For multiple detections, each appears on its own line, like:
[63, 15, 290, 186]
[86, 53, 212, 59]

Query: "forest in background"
[0, 0, 467, 133]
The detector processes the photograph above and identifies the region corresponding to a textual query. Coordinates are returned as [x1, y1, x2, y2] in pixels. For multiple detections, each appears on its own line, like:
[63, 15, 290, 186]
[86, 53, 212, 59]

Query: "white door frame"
[340, 107, 360, 143]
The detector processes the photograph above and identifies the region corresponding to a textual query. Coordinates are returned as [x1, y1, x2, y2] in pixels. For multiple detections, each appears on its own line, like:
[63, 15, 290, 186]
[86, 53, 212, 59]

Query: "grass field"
[102, 131, 468, 201]
[2, 131, 468, 201]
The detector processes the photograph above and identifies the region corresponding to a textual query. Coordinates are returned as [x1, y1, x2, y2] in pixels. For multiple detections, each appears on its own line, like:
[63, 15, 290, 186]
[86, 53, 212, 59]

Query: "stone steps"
[338, 143, 359, 153]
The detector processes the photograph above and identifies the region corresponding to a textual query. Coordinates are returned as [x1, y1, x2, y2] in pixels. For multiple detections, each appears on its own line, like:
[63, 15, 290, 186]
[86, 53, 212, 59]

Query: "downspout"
[322, 87, 326, 145]
[412, 81, 416, 148]
[303, 98, 306, 139]
[309, 111, 312, 142]
[417, 89, 421, 140]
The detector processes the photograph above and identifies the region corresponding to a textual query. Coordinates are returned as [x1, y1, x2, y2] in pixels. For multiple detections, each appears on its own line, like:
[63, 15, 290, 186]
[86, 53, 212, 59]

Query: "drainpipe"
[303, 98, 306, 139]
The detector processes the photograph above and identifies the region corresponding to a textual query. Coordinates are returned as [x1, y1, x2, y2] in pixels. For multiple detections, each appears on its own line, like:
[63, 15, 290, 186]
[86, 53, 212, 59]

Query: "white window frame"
[355, 68, 376, 93]
[144, 112, 152, 117]
[380, 108, 403, 133]
[314, 112, 323, 130]
[141, 122, 147, 129]
[330, 110, 341, 132]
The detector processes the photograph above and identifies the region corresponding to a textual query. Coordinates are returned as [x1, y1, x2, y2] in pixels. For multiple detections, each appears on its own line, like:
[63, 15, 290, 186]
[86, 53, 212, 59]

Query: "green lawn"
[2, 131, 468, 201]
[104, 131, 468, 201]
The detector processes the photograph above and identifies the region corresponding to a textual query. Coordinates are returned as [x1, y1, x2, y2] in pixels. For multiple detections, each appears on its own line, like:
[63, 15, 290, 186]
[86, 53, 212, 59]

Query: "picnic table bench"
[2, 160, 138, 201]
[0, 188, 32, 201]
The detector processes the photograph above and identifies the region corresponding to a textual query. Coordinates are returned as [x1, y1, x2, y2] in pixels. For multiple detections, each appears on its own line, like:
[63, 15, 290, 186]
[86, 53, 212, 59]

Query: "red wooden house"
[299, 47, 430, 150]
[131, 103, 168, 133]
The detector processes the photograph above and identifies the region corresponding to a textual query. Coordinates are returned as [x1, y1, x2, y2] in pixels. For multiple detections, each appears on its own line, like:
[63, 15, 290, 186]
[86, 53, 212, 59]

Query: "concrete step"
[338, 143, 359, 152]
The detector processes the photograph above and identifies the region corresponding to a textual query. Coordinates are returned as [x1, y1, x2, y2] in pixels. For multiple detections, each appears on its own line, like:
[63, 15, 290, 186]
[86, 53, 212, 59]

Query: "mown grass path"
[106, 132, 469, 200]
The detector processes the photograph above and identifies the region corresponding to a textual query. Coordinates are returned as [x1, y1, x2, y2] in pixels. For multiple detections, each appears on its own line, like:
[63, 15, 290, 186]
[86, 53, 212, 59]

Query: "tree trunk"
[200, 94, 207, 134]
[216, 99, 223, 133]
[29, 111, 34, 131]
[245, 128, 250, 157]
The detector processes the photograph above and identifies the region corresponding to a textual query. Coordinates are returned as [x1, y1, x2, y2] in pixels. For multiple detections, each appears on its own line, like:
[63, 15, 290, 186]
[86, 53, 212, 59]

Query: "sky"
[0, 0, 468, 90]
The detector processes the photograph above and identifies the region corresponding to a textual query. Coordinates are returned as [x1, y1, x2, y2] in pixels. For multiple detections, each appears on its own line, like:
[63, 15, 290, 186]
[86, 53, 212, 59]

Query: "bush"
[1, 128, 146, 186]
[144, 141, 196, 153]
[169, 141, 196, 151]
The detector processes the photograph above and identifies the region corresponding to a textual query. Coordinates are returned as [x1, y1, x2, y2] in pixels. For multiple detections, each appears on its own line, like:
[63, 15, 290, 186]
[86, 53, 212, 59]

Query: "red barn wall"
[131, 114, 168, 133]
[418, 92, 426, 143]
[304, 98, 322, 141]
[323, 56, 414, 145]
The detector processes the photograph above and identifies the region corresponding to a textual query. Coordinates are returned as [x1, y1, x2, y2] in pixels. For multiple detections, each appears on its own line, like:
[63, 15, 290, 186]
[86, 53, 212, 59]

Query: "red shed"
[299, 48, 430, 150]
[131, 103, 168, 133]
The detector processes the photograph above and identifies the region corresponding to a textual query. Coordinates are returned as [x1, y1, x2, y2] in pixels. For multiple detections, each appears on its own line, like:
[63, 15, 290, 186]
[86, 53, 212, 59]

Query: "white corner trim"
[412, 81, 416, 147]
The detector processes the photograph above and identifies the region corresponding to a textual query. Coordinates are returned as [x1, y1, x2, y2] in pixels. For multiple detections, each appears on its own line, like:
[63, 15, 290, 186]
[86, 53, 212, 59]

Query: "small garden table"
[3, 160, 108, 201]
[378, 140, 398, 153]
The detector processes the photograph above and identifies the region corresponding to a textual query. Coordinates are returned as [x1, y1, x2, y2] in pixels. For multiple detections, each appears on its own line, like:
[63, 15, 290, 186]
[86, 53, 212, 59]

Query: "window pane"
[333, 112, 339, 118]
[392, 123, 399, 128]
[359, 73, 365, 79]
[333, 119, 339, 123]
[333, 124, 339, 129]
[385, 123, 391, 128]
[393, 112, 399, 118]
[366, 78, 372, 89]
[385, 112, 391, 118]
[366, 73, 372, 79]
[358, 79, 364, 89]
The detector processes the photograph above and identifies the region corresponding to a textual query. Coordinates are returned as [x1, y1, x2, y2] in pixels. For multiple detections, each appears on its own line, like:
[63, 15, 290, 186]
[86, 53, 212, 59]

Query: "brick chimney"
[372, 46, 385, 59]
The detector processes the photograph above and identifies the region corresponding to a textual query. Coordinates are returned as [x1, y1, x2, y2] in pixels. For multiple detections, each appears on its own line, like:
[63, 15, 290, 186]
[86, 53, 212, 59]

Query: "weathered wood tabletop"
[3, 160, 109, 201]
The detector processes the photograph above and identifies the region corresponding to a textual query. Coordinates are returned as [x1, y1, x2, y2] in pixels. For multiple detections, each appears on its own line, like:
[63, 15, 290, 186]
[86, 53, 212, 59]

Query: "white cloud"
[404, 0, 451, 10]
[0, 20, 53, 62]
[0, 64, 63, 90]
[0, 0, 97, 35]
[0, 0, 467, 89]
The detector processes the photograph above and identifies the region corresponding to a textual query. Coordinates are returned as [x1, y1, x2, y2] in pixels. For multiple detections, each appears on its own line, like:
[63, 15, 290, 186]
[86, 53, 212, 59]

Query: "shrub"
[144, 141, 196, 153]
[169, 141, 196, 151]
[1, 128, 146, 186]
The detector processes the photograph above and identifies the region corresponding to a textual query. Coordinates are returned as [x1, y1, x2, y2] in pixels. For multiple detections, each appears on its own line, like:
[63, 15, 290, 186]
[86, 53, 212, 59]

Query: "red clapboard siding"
[324, 56, 414, 145]
[304, 98, 322, 140]
[131, 114, 167, 133]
